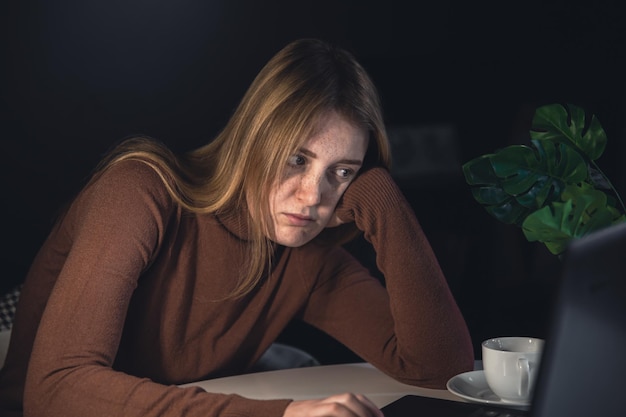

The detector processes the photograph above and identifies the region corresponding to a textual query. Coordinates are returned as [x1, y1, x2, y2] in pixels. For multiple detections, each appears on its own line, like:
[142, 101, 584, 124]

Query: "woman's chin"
[273, 230, 319, 248]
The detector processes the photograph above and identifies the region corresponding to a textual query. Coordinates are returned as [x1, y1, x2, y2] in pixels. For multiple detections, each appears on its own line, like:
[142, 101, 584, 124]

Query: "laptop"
[382, 221, 626, 417]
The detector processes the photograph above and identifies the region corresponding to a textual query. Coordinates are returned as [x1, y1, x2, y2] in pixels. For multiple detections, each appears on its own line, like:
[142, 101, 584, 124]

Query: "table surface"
[180, 362, 467, 408]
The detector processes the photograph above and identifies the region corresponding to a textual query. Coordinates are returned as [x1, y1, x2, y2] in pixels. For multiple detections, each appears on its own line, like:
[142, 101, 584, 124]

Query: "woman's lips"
[284, 213, 315, 226]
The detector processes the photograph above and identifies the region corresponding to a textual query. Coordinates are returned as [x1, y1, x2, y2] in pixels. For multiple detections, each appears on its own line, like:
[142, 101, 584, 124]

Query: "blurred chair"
[0, 284, 21, 367]
[250, 342, 320, 373]
[0, 329, 10, 367]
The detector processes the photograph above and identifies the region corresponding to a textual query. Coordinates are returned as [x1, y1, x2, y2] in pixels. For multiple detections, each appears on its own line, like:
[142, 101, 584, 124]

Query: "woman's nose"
[296, 173, 324, 205]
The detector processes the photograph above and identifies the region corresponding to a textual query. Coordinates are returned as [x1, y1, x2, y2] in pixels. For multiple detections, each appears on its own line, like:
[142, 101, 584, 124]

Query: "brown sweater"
[0, 161, 473, 417]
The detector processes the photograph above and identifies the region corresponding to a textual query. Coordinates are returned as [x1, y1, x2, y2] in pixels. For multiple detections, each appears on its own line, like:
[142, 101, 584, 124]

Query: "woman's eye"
[335, 168, 354, 180]
[287, 154, 306, 167]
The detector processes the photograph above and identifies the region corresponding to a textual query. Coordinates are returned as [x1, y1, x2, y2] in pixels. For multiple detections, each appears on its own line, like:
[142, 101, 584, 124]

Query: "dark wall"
[2, 0, 625, 360]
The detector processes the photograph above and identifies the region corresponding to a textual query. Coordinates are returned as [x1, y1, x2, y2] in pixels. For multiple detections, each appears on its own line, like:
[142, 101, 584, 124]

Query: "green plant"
[462, 103, 626, 255]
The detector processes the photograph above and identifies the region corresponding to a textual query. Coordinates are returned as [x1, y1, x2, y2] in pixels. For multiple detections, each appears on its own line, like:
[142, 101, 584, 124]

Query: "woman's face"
[268, 112, 368, 247]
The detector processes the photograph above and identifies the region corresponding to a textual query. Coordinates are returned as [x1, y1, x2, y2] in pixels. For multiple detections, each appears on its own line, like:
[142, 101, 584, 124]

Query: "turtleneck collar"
[215, 204, 253, 241]
[215, 204, 287, 264]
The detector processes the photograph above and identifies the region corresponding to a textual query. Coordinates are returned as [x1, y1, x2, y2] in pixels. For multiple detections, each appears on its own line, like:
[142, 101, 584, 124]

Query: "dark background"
[2, 0, 625, 361]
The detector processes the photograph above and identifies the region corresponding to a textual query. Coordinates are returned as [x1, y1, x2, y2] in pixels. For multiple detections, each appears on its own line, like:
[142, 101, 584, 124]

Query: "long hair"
[93, 38, 391, 298]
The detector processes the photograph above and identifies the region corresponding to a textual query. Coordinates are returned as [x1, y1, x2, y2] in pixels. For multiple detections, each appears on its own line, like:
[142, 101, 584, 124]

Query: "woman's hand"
[325, 210, 345, 228]
[325, 167, 387, 229]
[283, 393, 383, 417]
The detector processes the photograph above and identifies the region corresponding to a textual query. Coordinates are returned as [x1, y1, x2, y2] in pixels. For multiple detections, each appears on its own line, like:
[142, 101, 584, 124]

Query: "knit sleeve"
[21, 160, 292, 417]
[302, 167, 474, 388]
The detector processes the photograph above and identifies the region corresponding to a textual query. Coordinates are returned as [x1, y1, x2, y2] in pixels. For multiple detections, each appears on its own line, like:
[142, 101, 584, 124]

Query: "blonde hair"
[93, 38, 391, 298]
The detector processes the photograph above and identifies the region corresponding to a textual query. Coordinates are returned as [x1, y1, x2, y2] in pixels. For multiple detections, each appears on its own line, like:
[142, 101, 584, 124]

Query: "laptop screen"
[530, 222, 626, 417]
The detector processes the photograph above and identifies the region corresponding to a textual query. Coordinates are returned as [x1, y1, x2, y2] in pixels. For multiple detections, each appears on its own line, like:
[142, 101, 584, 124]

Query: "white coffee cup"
[482, 337, 544, 403]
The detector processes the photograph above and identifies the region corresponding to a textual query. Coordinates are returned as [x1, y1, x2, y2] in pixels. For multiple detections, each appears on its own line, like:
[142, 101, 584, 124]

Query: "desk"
[180, 362, 466, 408]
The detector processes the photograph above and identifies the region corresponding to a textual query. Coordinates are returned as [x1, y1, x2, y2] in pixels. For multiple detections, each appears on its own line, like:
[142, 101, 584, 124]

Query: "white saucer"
[446, 370, 530, 408]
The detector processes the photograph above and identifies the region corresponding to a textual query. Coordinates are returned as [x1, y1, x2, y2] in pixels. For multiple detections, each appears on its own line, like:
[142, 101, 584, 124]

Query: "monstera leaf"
[463, 103, 625, 256]
[522, 186, 626, 255]
[463, 139, 588, 225]
[530, 103, 607, 161]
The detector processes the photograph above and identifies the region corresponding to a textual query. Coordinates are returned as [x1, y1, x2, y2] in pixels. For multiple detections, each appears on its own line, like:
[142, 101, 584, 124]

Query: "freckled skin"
[268, 112, 368, 247]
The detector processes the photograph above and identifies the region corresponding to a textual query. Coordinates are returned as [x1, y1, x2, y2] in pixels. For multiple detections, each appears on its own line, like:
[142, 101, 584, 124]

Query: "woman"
[0, 38, 473, 417]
